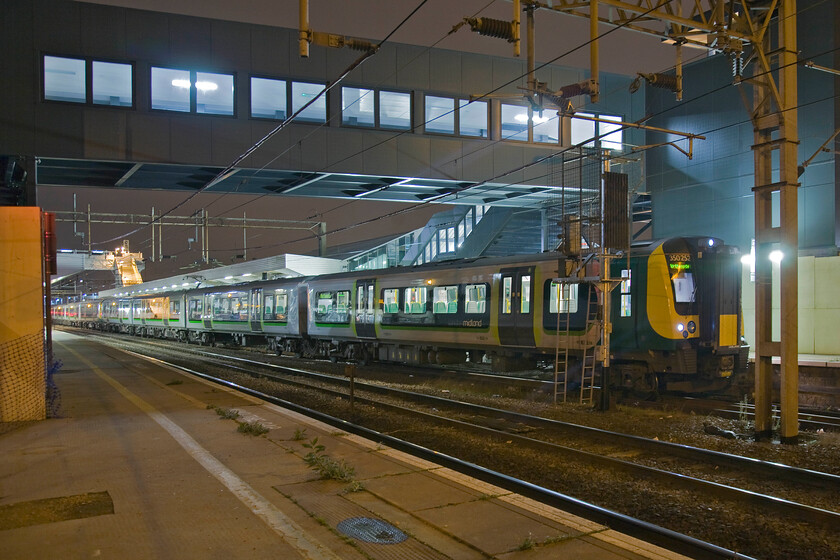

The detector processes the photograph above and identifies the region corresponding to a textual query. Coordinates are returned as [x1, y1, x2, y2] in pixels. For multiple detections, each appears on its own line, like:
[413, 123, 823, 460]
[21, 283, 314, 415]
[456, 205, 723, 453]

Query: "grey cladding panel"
[125, 9, 170, 61]
[288, 39, 328, 80]
[248, 123, 291, 170]
[396, 135, 431, 177]
[460, 53, 493, 96]
[429, 137, 462, 179]
[169, 15, 212, 68]
[83, 110, 127, 160]
[491, 143, 524, 184]
[492, 58, 525, 93]
[34, 104, 84, 158]
[361, 46, 397, 87]
[211, 20, 251, 71]
[170, 116, 212, 165]
[429, 50, 461, 94]
[327, 129, 366, 172]
[35, 0, 81, 54]
[211, 120, 251, 164]
[396, 45, 429, 91]
[364, 132, 398, 176]
[299, 126, 329, 171]
[251, 26, 291, 76]
[81, 4, 127, 59]
[127, 113, 171, 162]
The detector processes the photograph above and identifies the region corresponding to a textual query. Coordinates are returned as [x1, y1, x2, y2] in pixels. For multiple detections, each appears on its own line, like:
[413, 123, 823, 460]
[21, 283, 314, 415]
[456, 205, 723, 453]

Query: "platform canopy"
[36, 157, 567, 208]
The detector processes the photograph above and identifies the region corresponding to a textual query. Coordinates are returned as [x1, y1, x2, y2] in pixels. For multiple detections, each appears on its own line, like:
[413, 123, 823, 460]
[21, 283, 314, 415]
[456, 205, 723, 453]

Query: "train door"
[498, 267, 536, 347]
[249, 288, 262, 331]
[203, 294, 213, 328]
[355, 280, 376, 338]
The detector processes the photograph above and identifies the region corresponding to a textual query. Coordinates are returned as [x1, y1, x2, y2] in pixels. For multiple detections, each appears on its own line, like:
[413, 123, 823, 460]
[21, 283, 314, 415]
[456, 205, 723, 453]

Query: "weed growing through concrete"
[237, 420, 269, 436]
[517, 533, 535, 551]
[292, 427, 308, 441]
[302, 437, 357, 483]
[165, 379, 183, 386]
[216, 407, 240, 420]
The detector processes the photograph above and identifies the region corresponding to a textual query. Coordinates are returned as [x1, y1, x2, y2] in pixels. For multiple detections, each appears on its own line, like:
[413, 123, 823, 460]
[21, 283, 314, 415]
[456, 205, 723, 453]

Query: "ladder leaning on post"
[578, 286, 600, 405]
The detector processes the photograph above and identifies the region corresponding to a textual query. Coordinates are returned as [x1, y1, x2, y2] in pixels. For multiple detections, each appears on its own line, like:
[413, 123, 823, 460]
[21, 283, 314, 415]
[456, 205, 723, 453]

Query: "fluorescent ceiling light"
[195, 81, 218, 92]
[172, 79, 191, 88]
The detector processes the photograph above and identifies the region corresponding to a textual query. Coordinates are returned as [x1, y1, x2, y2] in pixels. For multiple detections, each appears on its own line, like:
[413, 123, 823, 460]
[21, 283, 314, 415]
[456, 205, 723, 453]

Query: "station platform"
[1, 331, 686, 559]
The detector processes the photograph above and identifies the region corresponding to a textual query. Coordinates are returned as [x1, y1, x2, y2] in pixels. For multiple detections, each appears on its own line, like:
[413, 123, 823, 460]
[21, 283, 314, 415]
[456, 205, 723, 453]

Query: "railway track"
[79, 329, 840, 559]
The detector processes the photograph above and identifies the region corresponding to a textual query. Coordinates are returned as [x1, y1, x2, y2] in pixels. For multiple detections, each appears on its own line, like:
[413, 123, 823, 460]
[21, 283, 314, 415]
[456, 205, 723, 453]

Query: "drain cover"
[336, 517, 408, 544]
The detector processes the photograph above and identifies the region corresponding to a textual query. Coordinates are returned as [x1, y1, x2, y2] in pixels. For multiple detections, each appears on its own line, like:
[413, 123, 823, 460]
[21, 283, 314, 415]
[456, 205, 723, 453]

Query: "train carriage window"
[671, 268, 695, 303]
[276, 290, 288, 315]
[314, 290, 350, 324]
[170, 300, 181, 320]
[367, 285, 374, 313]
[548, 281, 578, 314]
[264, 294, 275, 319]
[383, 289, 399, 314]
[502, 277, 513, 314]
[620, 269, 632, 317]
[404, 287, 427, 314]
[465, 284, 487, 314]
[188, 298, 202, 321]
[433, 286, 458, 314]
[521, 275, 531, 313]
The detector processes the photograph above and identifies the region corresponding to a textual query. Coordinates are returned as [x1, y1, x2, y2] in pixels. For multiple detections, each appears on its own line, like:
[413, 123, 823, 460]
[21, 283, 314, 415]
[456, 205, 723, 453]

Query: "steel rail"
[183, 346, 840, 492]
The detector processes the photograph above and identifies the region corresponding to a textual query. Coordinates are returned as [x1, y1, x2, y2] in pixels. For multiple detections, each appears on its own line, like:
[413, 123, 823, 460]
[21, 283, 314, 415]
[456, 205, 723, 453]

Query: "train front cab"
[611, 237, 748, 394]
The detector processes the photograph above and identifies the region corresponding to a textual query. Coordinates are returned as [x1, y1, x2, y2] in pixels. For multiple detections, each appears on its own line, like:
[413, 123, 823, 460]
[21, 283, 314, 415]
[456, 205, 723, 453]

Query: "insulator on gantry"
[464, 17, 516, 41]
[556, 81, 594, 98]
[731, 54, 743, 78]
[346, 39, 377, 52]
[629, 73, 678, 93]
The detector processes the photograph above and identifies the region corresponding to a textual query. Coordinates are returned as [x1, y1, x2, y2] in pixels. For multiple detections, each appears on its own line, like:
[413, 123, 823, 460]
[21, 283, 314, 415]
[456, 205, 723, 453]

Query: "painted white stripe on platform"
[63, 344, 340, 560]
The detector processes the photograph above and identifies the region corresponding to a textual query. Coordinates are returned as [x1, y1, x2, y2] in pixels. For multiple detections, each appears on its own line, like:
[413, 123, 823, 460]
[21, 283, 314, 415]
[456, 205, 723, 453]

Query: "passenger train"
[52, 237, 749, 394]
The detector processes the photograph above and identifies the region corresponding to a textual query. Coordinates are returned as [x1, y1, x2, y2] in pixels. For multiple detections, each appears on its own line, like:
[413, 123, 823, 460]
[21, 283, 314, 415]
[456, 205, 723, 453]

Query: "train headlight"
[676, 323, 685, 332]
[683, 330, 689, 338]
[687, 321, 696, 333]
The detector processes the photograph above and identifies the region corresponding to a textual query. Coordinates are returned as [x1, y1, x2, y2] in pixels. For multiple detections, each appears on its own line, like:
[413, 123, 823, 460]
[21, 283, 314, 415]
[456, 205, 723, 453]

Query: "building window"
[532, 111, 559, 143]
[151, 67, 190, 112]
[458, 99, 488, 137]
[291, 81, 327, 123]
[43, 56, 86, 103]
[571, 112, 623, 151]
[43, 55, 133, 107]
[92, 61, 132, 107]
[379, 91, 411, 129]
[425, 95, 455, 134]
[251, 77, 287, 119]
[196, 72, 234, 115]
[152, 67, 233, 115]
[342, 87, 375, 127]
[501, 103, 529, 141]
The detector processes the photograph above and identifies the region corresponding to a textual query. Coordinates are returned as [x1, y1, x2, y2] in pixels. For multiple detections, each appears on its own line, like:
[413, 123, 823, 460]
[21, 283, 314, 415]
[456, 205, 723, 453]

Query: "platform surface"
[0, 331, 688, 559]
